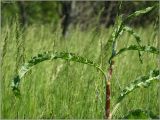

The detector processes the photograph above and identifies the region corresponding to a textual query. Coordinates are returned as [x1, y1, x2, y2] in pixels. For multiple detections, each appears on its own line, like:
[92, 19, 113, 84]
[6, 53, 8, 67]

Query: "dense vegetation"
[1, 1, 159, 119]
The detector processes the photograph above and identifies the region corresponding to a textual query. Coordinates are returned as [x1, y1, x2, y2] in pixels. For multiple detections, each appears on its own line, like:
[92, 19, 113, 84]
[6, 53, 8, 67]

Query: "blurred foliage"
[1, 1, 61, 25]
[1, 1, 158, 28]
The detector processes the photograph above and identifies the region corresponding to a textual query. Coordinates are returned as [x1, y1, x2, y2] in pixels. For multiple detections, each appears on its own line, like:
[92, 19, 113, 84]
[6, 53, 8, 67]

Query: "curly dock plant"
[12, 4, 159, 119]
[104, 4, 159, 119]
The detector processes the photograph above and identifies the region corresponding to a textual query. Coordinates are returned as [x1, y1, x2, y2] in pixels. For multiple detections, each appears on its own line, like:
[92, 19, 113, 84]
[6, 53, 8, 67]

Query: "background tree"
[1, 1, 158, 31]
[17, 1, 27, 26]
[60, 1, 72, 36]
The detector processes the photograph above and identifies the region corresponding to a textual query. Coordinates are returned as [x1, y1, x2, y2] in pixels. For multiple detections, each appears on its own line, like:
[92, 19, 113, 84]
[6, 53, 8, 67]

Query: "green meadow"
[1, 21, 159, 119]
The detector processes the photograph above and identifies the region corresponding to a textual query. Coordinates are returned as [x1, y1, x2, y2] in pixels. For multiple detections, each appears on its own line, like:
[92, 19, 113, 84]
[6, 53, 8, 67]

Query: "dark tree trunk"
[100, 1, 117, 27]
[17, 1, 27, 26]
[61, 1, 71, 36]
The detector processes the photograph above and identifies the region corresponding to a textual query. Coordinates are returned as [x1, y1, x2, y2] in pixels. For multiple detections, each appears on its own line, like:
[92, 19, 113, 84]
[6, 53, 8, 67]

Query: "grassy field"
[1, 22, 159, 119]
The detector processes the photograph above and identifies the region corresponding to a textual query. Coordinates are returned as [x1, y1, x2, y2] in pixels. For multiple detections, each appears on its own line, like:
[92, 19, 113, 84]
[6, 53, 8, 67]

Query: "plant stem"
[105, 80, 111, 118]
[105, 61, 114, 119]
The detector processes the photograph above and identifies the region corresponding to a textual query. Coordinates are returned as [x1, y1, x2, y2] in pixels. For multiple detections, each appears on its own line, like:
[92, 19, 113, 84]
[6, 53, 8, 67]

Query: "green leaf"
[104, 15, 124, 64]
[11, 51, 106, 96]
[117, 69, 159, 103]
[120, 109, 152, 119]
[105, 5, 157, 64]
[123, 26, 141, 45]
[120, 109, 159, 119]
[108, 26, 143, 63]
[116, 45, 159, 57]
[111, 70, 159, 119]
[109, 45, 159, 63]
[124, 5, 158, 24]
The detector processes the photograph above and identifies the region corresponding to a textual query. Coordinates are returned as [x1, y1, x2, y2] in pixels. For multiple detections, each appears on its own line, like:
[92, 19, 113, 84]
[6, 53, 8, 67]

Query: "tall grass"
[1, 20, 159, 118]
